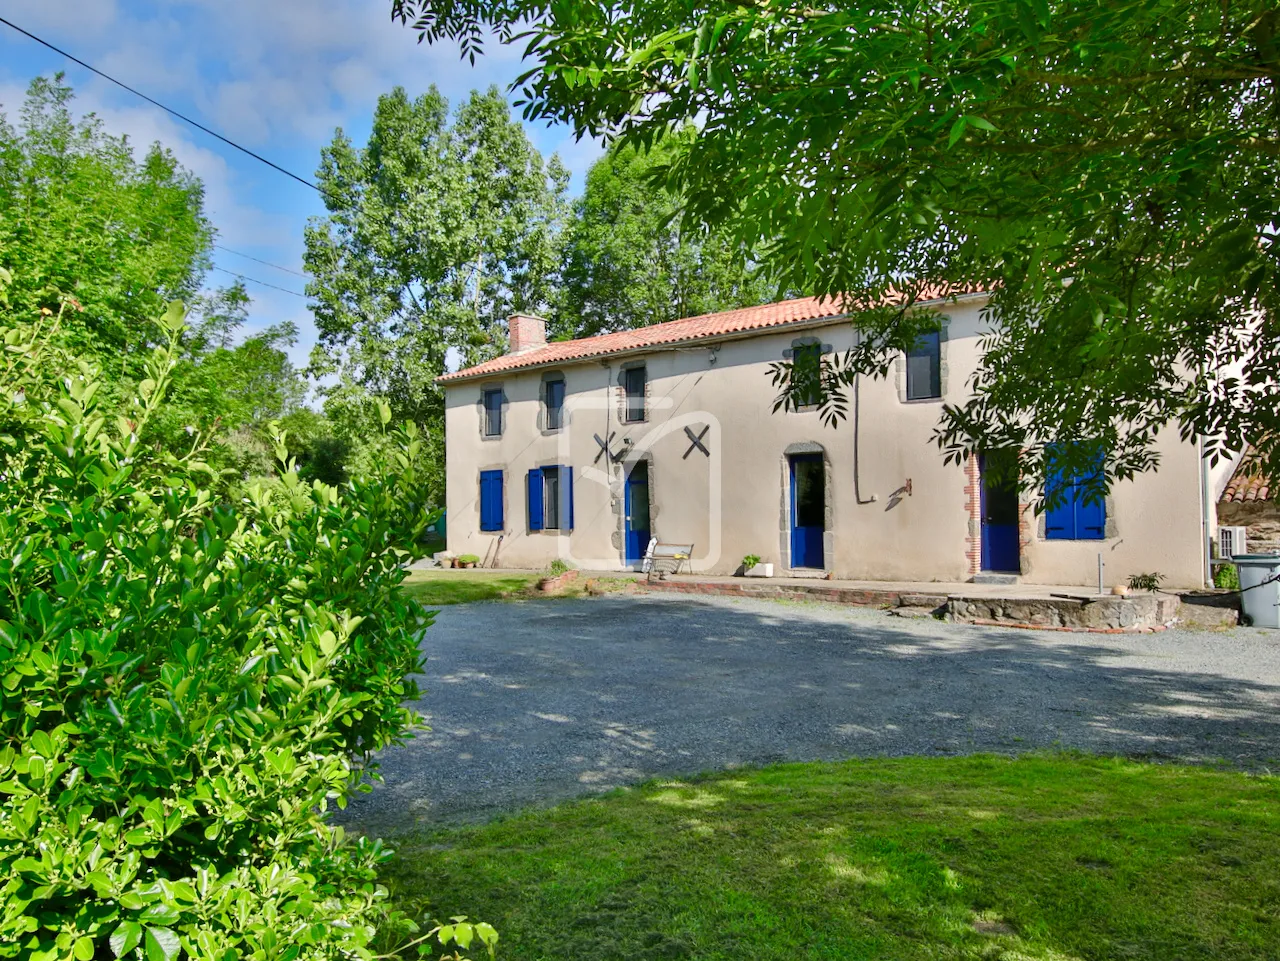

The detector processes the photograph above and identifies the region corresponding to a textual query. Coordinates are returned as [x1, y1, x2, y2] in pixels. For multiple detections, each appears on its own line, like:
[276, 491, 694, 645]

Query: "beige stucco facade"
[443, 297, 1213, 588]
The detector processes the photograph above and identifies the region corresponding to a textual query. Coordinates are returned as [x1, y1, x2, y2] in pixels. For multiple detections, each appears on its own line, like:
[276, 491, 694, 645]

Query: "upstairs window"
[527, 465, 574, 531]
[792, 343, 822, 408]
[479, 470, 504, 532]
[624, 367, 646, 423]
[483, 388, 503, 436]
[1044, 445, 1106, 540]
[905, 331, 941, 400]
[545, 378, 565, 430]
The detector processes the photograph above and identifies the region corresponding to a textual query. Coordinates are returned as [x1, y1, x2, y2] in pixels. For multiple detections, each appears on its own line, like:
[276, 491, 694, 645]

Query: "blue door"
[790, 454, 825, 569]
[625, 461, 651, 564]
[980, 452, 1020, 573]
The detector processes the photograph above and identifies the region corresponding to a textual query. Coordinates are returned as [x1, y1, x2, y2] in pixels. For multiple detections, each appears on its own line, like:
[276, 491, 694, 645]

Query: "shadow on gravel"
[335, 595, 1280, 834]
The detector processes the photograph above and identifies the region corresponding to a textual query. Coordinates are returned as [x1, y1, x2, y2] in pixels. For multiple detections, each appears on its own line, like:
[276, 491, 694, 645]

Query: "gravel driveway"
[338, 594, 1280, 833]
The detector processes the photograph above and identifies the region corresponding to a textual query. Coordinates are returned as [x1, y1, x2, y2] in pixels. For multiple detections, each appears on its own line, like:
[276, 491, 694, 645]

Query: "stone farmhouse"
[439, 292, 1237, 588]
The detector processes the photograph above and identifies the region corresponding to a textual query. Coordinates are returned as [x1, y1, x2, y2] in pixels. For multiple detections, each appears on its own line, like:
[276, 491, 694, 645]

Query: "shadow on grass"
[380, 754, 1280, 961]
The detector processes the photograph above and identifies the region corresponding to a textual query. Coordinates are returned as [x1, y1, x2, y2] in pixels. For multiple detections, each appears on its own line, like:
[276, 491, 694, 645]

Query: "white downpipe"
[1199, 436, 1212, 587]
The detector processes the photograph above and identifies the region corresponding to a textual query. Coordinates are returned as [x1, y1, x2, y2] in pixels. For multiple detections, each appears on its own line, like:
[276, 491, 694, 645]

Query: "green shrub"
[1127, 572, 1165, 592]
[547, 559, 572, 576]
[741, 554, 761, 572]
[457, 554, 481, 565]
[1213, 563, 1241, 591]
[0, 301, 445, 959]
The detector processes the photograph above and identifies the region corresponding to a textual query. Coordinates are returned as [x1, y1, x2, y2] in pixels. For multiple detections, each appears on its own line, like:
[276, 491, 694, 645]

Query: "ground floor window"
[528, 465, 574, 531]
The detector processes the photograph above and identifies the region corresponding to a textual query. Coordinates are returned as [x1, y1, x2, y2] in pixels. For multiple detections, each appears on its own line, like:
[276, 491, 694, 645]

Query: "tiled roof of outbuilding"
[437, 286, 983, 384]
[1222, 449, 1273, 504]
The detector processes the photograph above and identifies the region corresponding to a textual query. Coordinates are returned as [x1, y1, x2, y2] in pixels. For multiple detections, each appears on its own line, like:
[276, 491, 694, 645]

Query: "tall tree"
[148, 280, 311, 481]
[0, 74, 213, 377]
[393, 0, 1280, 493]
[305, 85, 567, 452]
[0, 74, 308, 484]
[559, 131, 773, 337]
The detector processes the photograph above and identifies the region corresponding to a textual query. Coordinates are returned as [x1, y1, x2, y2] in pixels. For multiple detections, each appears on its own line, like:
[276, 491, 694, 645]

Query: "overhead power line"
[214, 243, 310, 279]
[0, 15, 321, 193]
[213, 266, 308, 298]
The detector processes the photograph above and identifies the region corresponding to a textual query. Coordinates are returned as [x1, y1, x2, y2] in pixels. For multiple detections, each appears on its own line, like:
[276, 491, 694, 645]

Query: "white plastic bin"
[1233, 554, 1280, 629]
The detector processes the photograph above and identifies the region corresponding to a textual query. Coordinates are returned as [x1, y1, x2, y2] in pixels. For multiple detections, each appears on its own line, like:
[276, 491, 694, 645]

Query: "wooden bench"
[643, 539, 694, 579]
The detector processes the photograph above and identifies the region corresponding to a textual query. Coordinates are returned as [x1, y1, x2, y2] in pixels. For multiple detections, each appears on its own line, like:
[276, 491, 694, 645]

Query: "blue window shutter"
[527, 468, 544, 531]
[1076, 443, 1106, 539]
[479, 470, 503, 532]
[1044, 464, 1075, 540]
[1076, 488, 1105, 540]
[561, 465, 574, 531]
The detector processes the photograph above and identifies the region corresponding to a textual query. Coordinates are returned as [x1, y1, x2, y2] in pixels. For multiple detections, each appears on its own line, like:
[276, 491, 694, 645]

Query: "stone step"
[972, 573, 1018, 585]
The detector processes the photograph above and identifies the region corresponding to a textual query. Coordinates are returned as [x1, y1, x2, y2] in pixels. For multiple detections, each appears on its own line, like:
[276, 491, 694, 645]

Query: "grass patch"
[401, 569, 543, 605]
[401, 570, 638, 606]
[381, 754, 1280, 960]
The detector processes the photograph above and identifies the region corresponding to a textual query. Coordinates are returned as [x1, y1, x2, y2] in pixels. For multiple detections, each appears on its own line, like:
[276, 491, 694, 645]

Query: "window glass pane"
[982, 448, 1020, 525]
[625, 367, 645, 422]
[542, 467, 561, 529]
[628, 462, 650, 532]
[546, 379, 564, 429]
[484, 390, 502, 435]
[793, 344, 822, 407]
[906, 332, 941, 400]
[794, 458, 825, 528]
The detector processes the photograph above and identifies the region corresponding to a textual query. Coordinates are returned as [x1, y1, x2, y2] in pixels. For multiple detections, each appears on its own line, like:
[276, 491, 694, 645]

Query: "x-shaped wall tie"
[683, 425, 710, 459]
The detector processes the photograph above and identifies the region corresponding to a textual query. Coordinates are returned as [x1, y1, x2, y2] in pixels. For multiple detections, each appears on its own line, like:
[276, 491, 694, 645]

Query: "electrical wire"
[0, 15, 322, 193]
[212, 266, 308, 298]
[214, 244, 310, 278]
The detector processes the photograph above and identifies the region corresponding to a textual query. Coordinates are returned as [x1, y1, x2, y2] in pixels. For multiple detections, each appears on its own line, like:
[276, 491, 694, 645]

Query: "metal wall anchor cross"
[683, 425, 710, 459]
[593, 432, 616, 464]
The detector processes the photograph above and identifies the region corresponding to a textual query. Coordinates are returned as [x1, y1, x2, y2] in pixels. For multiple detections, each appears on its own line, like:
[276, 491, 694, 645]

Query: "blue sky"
[0, 0, 602, 366]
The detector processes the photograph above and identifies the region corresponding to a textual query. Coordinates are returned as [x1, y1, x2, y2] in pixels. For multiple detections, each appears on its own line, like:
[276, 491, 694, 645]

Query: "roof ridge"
[438, 287, 983, 384]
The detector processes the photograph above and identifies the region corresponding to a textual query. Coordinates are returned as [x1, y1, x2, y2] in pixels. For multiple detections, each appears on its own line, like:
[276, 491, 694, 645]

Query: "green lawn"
[401, 569, 638, 606]
[401, 569, 544, 606]
[380, 755, 1280, 960]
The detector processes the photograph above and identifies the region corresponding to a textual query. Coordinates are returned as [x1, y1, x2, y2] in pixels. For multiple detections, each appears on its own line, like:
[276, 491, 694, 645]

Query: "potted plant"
[456, 553, 480, 569]
[741, 553, 774, 578]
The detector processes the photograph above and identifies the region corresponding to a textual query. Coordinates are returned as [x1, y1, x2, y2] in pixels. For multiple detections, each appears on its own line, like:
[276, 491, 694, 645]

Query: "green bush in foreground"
[0, 297, 461, 959]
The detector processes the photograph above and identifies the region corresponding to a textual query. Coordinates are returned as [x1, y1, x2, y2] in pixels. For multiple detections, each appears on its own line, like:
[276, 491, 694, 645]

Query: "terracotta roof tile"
[438, 286, 983, 384]
[1222, 448, 1273, 504]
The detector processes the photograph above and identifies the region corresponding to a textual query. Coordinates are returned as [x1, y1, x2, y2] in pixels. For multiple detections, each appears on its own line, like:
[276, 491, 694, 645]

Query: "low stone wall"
[1174, 592, 1241, 630]
[642, 578, 1234, 632]
[946, 593, 1180, 632]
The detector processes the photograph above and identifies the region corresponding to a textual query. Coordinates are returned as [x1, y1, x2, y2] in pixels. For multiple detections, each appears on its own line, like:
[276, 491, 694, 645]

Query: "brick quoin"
[964, 453, 982, 577]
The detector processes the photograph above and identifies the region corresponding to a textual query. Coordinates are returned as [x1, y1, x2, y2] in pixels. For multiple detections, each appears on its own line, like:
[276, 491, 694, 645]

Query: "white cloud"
[0, 0, 122, 36]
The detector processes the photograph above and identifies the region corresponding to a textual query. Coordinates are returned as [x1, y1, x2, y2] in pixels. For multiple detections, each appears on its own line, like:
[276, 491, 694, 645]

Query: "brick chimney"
[508, 314, 548, 354]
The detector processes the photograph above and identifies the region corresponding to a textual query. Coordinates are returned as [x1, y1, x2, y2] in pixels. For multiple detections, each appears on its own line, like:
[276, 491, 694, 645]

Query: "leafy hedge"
[0, 298, 442, 959]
